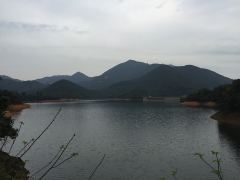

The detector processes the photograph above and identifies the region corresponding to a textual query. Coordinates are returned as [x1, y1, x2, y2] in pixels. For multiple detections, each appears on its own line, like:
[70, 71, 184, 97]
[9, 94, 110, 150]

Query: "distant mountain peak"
[0, 75, 21, 82]
[107, 63, 232, 97]
[183, 65, 199, 68]
[72, 72, 88, 77]
[125, 59, 138, 63]
[41, 79, 89, 99]
[0, 60, 232, 99]
[36, 71, 89, 85]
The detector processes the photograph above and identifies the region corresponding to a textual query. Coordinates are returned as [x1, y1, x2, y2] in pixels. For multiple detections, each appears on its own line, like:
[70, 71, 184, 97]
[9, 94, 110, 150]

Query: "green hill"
[184, 79, 240, 111]
[0, 77, 45, 93]
[36, 72, 90, 85]
[0, 61, 232, 100]
[80, 60, 160, 89]
[105, 65, 232, 98]
[40, 80, 90, 99]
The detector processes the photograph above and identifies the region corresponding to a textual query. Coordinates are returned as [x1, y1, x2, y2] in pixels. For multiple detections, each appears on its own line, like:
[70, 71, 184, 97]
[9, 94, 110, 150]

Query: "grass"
[3, 104, 31, 118]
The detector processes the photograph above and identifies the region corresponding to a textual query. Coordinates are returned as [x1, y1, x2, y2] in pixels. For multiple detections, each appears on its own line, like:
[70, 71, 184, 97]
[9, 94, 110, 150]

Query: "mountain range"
[36, 72, 90, 85]
[0, 75, 45, 93]
[0, 60, 232, 100]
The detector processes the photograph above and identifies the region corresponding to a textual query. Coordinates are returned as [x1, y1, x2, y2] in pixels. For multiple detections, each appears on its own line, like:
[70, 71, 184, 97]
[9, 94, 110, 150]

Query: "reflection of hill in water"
[218, 123, 240, 158]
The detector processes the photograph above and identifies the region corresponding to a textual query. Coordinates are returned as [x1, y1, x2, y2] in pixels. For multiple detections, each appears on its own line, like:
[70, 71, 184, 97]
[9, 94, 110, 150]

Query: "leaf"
[211, 169, 220, 176]
[171, 168, 178, 176]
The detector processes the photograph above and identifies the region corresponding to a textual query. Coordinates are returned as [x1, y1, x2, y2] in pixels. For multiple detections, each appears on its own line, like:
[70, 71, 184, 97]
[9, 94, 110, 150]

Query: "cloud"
[156, 1, 168, 9]
[0, 0, 239, 79]
[0, 21, 88, 34]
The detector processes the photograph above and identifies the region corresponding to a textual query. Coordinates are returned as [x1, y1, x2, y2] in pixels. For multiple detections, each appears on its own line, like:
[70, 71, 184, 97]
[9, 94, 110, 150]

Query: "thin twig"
[8, 121, 24, 154]
[195, 152, 224, 180]
[39, 134, 75, 180]
[171, 168, 178, 180]
[88, 154, 106, 180]
[16, 139, 34, 156]
[215, 153, 224, 180]
[52, 153, 77, 168]
[20, 107, 62, 158]
[200, 157, 216, 171]
[0, 137, 8, 151]
[31, 146, 64, 176]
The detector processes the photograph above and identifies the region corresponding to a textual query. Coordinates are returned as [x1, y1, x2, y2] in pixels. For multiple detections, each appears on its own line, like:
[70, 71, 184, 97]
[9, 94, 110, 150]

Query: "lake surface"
[8, 101, 240, 179]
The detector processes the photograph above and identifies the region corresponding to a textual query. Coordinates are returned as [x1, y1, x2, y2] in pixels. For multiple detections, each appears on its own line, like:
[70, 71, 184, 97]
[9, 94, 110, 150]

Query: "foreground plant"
[16, 138, 35, 157]
[20, 107, 62, 158]
[8, 121, 24, 154]
[194, 151, 224, 180]
[88, 154, 106, 180]
[31, 145, 65, 177]
[171, 168, 178, 180]
[159, 151, 224, 180]
[38, 134, 76, 180]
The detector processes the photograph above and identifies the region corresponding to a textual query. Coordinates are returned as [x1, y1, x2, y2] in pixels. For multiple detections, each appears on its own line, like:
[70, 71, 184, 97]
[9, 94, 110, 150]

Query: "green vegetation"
[0, 90, 20, 139]
[194, 151, 224, 180]
[0, 76, 45, 93]
[0, 90, 21, 111]
[160, 151, 224, 180]
[106, 64, 231, 98]
[40, 80, 90, 99]
[184, 79, 240, 111]
[0, 91, 29, 179]
[36, 72, 90, 85]
[0, 116, 17, 140]
[0, 151, 29, 180]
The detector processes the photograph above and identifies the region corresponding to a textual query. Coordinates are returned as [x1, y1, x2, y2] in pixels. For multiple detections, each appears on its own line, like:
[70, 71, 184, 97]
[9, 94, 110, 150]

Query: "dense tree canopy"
[0, 90, 20, 139]
[184, 80, 240, 111]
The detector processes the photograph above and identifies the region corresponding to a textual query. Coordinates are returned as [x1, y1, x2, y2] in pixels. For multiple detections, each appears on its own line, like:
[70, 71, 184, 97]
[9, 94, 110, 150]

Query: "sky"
[0, 0, 239, 80]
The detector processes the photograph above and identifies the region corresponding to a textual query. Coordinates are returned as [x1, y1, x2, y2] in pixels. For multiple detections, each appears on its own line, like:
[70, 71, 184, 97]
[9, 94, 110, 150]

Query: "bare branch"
[0, 137, 8, 151]
[16, 138, 34, 157]
[38, 134, 76, 180]
[52, 153, 78, 169]
[88, 154, 106, 180]
[20, 107, 62, 158]
[31, 145, 64, 176]
[215, 153, 224, 180]
[8, 121, 24, 154]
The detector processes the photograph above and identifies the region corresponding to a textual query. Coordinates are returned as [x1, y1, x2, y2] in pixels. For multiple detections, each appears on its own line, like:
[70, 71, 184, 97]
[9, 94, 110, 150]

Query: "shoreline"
[181, 101, 216, 108]
[1, 104, 30, 179]
[34, 98, 135, 103]
[211, 111, 240, 126]
[182, 101, 240, 126]
[29, 96, 182, 104]
[3, 103, 31, 118]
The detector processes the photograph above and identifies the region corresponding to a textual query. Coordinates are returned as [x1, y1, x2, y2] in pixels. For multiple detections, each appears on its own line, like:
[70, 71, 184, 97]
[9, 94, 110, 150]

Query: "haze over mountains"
[36, 60, 160, 89]
[0, 60, 232, 99]
[0, 75, 45, 93]
[36, 72, 90, 85]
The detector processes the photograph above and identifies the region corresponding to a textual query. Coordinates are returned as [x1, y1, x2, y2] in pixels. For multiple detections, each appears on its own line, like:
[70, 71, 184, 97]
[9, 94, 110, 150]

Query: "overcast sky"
[0, 0, 239, 80]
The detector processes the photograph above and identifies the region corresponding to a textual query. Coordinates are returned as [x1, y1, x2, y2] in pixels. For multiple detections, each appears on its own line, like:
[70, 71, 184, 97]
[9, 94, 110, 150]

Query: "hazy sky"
[0, 0, 239, 80]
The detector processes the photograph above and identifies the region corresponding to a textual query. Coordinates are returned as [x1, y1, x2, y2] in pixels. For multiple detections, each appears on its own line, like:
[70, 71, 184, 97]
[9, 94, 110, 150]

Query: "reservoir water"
[10, 101, 240, 179]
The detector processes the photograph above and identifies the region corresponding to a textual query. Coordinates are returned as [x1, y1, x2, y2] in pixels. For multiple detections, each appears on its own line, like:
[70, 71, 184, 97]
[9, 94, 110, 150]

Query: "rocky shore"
[0, 103, 30, 179]
[211, 111, 240, 125]
[0, 151, 29, 180]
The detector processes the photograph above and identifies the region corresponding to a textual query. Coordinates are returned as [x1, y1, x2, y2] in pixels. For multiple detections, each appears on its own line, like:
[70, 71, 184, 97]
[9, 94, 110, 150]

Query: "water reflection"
[218, 123, 240, 157]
